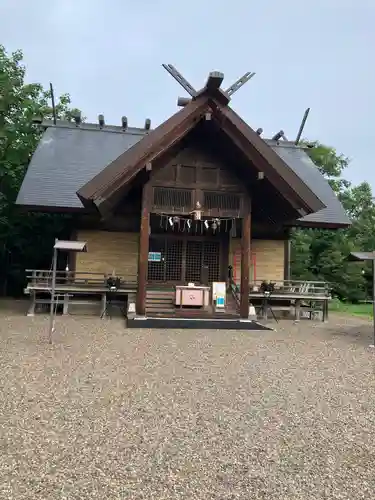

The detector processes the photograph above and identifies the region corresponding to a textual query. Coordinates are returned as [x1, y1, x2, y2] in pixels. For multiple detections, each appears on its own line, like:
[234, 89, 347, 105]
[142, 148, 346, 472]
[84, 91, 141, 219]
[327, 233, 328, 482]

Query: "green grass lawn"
[330, 300, 373, 318]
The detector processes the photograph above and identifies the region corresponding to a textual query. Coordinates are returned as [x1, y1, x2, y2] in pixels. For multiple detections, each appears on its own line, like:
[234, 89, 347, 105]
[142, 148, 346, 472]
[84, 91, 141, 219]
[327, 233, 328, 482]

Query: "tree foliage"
[291, 142, 375, 302]
[0, 45, 79, 294]
[0, 44, 373, 301]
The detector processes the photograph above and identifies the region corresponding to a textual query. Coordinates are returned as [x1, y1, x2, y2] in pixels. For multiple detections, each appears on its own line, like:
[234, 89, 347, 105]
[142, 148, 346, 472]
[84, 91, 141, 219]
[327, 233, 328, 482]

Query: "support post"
[240, 203, 251, 318]
[27, 291, 36, 317]
[136, 183, 151, 316]
[372, 259, 375, 346]
[48, 241, 58, 344]
[63, 294, 69, 315]
[284, 236, 291, 281]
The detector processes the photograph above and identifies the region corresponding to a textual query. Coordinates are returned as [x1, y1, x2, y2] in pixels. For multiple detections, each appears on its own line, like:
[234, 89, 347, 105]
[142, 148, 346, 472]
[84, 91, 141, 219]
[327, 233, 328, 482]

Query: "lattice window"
[147, 239, 183, 281]
[165, 240, 183, 281]
[147, 239, 165, 282]
[185, 241, 203, 283]
[203, 191, 241, 211]
[153, 187, 192, 211]
[203, 242, 220, 283]
[185, 240, 220, 284]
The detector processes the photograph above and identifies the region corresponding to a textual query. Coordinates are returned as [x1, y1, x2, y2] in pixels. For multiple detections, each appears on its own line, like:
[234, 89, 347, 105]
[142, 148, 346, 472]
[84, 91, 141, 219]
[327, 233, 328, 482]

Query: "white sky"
[1, 0, 374, 188]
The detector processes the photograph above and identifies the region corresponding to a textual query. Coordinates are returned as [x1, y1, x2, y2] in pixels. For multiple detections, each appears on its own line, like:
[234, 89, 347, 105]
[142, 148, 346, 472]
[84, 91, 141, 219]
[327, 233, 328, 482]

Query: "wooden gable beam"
[210, 102, 325, 216]
[77, 96, 211, 214]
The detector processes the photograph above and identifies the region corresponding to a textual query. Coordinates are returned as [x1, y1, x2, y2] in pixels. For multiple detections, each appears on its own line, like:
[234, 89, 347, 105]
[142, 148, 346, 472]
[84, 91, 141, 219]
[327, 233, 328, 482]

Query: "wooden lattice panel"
[153, 187, 193, 212]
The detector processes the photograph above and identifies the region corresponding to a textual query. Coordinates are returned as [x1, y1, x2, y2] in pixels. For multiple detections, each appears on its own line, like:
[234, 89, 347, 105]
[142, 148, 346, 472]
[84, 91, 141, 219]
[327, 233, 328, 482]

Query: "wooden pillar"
[136, 183, 151, 316]
[240, 203, 251, 318]
[284, 234, 291, 281]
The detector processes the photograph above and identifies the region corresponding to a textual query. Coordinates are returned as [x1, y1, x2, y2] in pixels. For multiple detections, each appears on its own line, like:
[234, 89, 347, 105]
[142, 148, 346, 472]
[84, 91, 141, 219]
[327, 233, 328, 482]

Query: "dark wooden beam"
[205, 71, 224, 92]
[136, 183, 151, 315]
[225, 71, 256, 97]
[162, 64, 197, 97]
[240, 201, 251, 318]
[211, 105, 325, 216]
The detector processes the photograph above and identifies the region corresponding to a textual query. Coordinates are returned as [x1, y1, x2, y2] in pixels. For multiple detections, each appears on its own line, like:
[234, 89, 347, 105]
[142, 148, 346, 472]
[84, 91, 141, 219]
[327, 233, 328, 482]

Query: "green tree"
[290, 142, 374, 302]
[0, 45, 80, 294]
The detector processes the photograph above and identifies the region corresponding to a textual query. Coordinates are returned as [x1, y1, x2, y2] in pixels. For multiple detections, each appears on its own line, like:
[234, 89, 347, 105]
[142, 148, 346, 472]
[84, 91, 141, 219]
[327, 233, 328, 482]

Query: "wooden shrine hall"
[17, 65, 350, 327]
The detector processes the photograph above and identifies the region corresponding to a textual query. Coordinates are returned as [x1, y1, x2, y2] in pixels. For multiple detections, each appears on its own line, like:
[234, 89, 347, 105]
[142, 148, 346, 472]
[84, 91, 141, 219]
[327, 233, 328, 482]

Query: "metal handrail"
[228, 276, 240, 307]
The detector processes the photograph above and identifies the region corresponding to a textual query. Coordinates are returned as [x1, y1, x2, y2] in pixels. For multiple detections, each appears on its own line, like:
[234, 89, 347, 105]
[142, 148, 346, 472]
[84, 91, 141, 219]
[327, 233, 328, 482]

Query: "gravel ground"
[1, 306, 375, 499]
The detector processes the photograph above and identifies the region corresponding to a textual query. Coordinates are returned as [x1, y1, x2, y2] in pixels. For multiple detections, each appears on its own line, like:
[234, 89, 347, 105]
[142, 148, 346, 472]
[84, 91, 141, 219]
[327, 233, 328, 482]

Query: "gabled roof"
[270, 144, 351, 228]
[77, 76, 325, 219]
[16, 69, 351, 229]
[16, 121, 351, 228]
[77, 96, 209, 211]
[16, 123, 145, 210]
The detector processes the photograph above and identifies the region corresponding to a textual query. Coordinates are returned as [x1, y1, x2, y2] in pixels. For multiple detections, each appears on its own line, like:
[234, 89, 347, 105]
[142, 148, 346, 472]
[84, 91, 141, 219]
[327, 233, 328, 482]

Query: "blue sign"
[148, 252, 162, 262]
[216, 296, 225, 307]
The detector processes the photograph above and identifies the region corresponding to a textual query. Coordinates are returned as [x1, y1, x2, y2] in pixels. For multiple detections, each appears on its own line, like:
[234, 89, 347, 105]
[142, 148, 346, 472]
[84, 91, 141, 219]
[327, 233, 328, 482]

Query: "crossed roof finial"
[162, 63, 256, 101]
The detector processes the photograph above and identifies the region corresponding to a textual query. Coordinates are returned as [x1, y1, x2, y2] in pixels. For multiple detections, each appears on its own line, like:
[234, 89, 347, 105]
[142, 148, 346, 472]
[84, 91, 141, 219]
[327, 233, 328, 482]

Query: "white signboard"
[212, 282, 226, 308]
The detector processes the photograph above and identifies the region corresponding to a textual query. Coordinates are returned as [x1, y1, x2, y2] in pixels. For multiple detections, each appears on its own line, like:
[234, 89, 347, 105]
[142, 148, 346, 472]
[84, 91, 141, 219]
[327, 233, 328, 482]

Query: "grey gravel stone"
[0, 309, 374, 499]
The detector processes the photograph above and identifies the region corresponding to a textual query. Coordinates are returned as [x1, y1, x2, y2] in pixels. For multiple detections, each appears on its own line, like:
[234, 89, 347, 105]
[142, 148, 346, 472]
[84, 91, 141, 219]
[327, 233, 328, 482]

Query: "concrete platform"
[127, 316, 272, 330]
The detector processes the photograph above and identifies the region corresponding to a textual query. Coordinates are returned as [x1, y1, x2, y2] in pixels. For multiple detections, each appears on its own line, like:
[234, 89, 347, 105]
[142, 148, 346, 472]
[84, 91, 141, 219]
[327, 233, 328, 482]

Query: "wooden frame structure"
[75, 71, 326, 319]
[17, 65, 352, 324]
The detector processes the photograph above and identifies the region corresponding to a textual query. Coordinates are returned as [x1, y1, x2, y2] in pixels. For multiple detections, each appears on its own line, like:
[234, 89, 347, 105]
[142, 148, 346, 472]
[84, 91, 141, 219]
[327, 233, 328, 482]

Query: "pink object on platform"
[181, 288, 203, 306]
[175, 285, 210, 308]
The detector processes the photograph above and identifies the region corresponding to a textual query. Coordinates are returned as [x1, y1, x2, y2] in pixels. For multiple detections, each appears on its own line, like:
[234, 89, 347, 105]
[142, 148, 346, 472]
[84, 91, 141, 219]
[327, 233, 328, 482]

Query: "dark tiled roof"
[16, 122, 350, 227]
[271, 144, 351, 227]
[16, 124, 146, 208]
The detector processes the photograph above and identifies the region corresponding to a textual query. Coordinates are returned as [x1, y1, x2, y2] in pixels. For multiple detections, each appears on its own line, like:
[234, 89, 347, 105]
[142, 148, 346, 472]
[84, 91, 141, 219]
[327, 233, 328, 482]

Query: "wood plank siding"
[75, 229, 285, 285]
[229, 238, 285, 284]
[75, 230, 139, 279]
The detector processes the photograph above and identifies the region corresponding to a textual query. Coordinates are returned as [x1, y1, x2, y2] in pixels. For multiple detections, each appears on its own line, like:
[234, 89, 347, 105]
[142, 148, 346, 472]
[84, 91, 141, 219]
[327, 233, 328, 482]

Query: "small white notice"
[213, 282, 226, 308]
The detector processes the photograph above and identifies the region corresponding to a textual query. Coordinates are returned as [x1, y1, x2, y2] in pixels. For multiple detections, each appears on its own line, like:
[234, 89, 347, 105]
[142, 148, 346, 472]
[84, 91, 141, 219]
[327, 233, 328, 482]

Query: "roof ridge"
[40, 119, 147, 136]
[41, 120, 307, 148]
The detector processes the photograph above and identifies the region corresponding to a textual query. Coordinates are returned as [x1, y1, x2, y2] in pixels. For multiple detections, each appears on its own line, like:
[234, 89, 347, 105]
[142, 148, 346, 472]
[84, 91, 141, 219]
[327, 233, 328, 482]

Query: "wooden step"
[146, 298, 174, 304]
[147, 310, 177, 317]
[147, 309, 176, 315]
[145, 289, 240, 319]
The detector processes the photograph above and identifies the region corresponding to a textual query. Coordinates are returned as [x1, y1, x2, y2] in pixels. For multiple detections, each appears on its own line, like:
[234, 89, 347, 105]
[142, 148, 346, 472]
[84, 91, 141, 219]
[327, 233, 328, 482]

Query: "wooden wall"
[75, 230, 139, 279]
[229, 238, 285, 284]
[75, 229, 286, 284]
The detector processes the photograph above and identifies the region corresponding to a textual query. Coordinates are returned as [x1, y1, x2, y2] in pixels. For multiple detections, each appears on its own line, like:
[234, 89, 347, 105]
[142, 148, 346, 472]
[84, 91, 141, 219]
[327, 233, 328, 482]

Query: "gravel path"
[0, 308, 375, 499]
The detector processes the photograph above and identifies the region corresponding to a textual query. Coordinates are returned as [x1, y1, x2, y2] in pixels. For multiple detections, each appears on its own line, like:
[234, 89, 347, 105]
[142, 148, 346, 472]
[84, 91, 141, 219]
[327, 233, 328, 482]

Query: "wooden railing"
[248, 279, 331, 298]
[25, 269, 138, 289]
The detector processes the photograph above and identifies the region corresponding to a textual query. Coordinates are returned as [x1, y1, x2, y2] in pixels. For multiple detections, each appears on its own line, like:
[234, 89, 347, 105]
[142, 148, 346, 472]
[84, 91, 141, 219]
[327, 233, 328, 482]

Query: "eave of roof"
[76, 92, 325, 219]
[211, 102, 325, 216]
[16, 92, 350, 229]
[76, 96, 209, 208]
[348, 251, 375, 261]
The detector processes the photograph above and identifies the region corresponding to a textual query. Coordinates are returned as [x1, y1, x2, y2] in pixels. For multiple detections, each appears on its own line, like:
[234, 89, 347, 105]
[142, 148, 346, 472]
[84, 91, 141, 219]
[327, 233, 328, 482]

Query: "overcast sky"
[1, 0, 374, 188]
